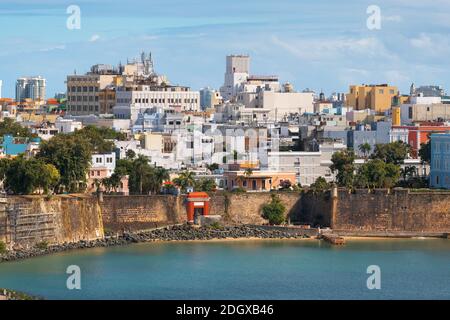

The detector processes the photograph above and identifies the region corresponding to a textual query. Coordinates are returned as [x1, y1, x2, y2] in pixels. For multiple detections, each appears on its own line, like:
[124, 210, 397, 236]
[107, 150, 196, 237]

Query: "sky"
[0, 0, 449, 98]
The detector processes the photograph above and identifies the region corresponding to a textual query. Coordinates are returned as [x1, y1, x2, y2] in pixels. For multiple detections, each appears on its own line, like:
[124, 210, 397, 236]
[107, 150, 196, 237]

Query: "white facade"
[410, 96, 441, 104]
[267, 142, 346, 186]
[114, 86, 200, 121]
[91, 153, 116, 177]
[220, 55, 250, 101]
[260, 91, 314, 119]
[55, 118, 83, 133]
[15, 76, 46, 101]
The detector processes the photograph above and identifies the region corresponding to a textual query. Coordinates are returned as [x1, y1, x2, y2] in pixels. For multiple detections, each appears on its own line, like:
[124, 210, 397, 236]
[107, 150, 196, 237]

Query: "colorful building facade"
[430, 133, 450, 189]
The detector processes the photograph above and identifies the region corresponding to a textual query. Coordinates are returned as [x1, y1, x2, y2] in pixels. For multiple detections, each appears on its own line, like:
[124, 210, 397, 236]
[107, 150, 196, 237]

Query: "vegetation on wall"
[262, 194, 286, 225]
[114, 155, 169, 195]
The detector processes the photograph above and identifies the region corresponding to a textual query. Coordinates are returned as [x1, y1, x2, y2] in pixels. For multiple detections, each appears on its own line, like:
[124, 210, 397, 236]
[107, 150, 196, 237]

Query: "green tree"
[124, 155, 169, 195]
[38, 163, 60, 194]
[355, 159, 400, 189]
[206, 163, 219, 172]
[37, 134, 92, 193]
[330, 149, 355, 188]
[72, 125, 119, 153]
[125, 149, 136, 160]
[309, 176, 331, 194]
[401, 166, 416, 181]
[195, 178, 216, 192]
[173, 170, 196, 193]
[129, 155, 151, 194]
[4, 156, 59, 194]
[148, 167, 170, 194]
[0, 158, 11, 188]
[262, 194, 286, 225]
[418, 140, 431, 164]
[358, 143, 372, 159]
[371, 141, 411, 165]
[0, 118, 35, 138]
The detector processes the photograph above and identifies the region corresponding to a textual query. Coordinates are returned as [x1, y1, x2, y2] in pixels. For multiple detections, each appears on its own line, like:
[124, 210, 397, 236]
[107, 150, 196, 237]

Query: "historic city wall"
[101, 192, 314, 231]
[332, 189, 450, 234]
[1, 189, 448, 247]
[101, 195, 186, 231]
[101, 189, 450, 235]
[0, 195, 104, 249]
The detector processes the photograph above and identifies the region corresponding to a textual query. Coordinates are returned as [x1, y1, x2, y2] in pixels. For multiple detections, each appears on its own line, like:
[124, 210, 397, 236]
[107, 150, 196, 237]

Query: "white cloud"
[382, 15, 402, 22]
[410, 33, 433, 48]
[89, 34, 101, 42]
[39, 45, 66, 52]
[271, 35, 396, 61]
[410, 33, 450, 55]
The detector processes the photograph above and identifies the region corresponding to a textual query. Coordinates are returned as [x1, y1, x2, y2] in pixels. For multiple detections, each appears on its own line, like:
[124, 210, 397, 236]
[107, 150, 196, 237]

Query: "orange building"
[346, 84, 398, 113]
[223, 170, 296, 192]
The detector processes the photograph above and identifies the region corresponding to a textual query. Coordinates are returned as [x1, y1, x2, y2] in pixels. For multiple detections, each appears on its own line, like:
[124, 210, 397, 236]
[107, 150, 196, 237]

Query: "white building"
[114, 85, 200, 121]
[220, 55, 250, 101]
[55, 117, 83, 133]
[91, 153, 116, 177]
[15, 76, 46, 101]
[266, 141, 346, 186]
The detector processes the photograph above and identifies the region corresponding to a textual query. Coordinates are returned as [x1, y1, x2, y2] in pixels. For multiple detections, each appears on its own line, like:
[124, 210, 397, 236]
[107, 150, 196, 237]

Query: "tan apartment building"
[346, 84, 398, 113]
[66, 74, 118, 115]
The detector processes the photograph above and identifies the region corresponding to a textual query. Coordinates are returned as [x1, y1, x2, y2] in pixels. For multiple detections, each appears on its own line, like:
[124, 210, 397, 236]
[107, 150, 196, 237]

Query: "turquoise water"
[0, 239, 449, 300]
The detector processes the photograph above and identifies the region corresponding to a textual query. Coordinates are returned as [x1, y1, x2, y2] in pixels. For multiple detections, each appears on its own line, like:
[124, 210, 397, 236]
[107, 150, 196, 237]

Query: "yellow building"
[392, 106, 401, 126]
[346, 84, 399, 113]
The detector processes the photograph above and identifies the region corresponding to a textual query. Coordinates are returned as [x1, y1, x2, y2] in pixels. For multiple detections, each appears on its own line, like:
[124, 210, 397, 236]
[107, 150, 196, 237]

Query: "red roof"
[187, 192, 209, 198]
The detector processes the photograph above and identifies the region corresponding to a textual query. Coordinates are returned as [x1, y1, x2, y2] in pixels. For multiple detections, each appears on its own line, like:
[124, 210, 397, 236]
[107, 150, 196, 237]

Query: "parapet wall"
[3, 189, 446, 247]
[0, 195, 104, 249]
[101, 195, 186, 231]
[101, 192, 308, 231]
[100, 190, 450, 234]
[333, 189, 450, 233]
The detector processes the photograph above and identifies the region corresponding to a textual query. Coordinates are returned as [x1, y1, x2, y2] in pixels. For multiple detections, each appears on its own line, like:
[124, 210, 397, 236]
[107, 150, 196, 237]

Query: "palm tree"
[133, 155, 150, 194]
[244, 168, 253, 177]
[149, 167, 170, 194]
[358, 143, 371, 159]
[173, 170, 196, 193]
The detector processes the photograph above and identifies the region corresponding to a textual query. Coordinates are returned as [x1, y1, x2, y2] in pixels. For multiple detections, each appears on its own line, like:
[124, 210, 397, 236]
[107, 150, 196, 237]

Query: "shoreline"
[0, 225, 312, 263]
[1, 225, 448, 264]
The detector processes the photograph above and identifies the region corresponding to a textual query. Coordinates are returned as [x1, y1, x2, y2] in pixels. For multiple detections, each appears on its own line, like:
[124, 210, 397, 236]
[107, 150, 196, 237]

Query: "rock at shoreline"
[0, 225, 310, 263]
[0, 288, 41, 300]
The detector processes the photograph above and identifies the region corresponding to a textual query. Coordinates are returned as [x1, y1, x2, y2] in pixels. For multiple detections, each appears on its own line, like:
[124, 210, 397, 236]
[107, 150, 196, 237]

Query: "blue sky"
[0, 0, 449, 97]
